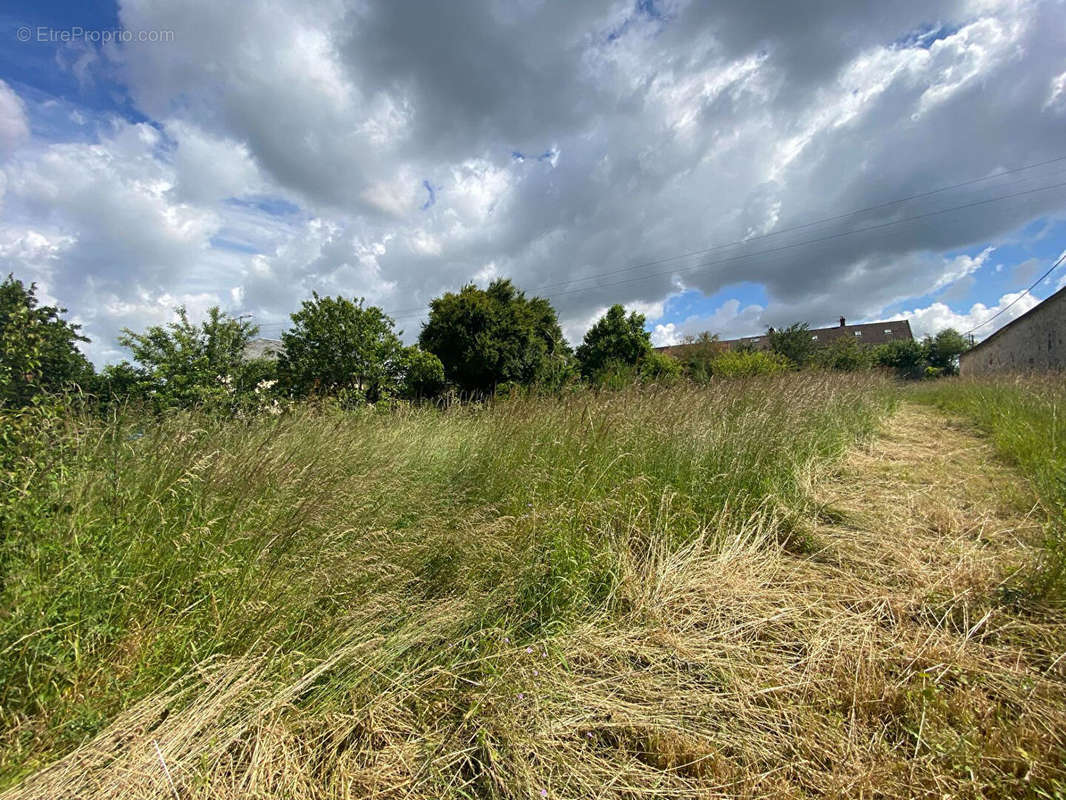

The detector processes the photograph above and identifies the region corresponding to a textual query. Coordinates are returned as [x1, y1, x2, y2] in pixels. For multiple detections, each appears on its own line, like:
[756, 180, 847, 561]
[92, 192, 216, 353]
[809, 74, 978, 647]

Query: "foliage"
[399, 347, 446, 400]
[418, 279, 571, 395]
[924, 328, 969, 375]
[873, 339, 928, 379]
[0, 275, 93, 408]
[118, 306, 259, 410]
[279, 293, 404, 403]
[675, 332, 722, 382]
[873, 328, 969, 379]
[815, 335, 874, 371]
[706, 348, 792, 378]
[768, 322, 816, 367]
[575, 304, 653, 378]
[638, 349, 681, 382]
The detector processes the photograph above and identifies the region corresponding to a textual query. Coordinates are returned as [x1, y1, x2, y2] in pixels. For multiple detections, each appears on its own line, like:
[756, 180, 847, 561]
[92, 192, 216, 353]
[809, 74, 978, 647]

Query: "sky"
[0, 0, 1064, 365]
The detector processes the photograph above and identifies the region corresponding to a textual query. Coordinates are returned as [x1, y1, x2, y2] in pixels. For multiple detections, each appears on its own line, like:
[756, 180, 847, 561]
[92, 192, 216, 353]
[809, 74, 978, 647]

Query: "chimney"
[839, 316, 846, 328]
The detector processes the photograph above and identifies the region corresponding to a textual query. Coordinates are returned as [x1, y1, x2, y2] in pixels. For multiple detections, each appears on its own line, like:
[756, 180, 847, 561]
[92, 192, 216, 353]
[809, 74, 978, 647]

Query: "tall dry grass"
[0, 373, 892, 795]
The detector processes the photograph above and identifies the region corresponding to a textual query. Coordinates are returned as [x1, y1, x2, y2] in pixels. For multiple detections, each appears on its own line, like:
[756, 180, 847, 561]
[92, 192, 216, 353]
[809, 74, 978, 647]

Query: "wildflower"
[540, 790, 548, 798]
[517, 692, 524, 699]
[525, 647, 533, 654]
[533, 669, 539, 676]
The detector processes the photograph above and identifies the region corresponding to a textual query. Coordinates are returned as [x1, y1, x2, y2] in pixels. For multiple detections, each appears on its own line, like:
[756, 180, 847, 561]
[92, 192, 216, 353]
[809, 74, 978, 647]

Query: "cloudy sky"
[1, 0, 1064, 364]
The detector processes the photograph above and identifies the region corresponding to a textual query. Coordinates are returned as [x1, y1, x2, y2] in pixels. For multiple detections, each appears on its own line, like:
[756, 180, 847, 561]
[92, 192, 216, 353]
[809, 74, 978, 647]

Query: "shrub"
[768, 322, 816, 367]
[815, 336, 874, 372]
[707, 349, 791, 378]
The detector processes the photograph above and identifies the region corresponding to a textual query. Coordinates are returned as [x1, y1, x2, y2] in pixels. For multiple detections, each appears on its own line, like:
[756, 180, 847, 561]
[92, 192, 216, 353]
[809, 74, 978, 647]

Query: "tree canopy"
[0, 274, 93, 408]
[118, 306, 259, 408]
[279, 293, 405, 402]
[575, 304, 653, 379]
[768, 323, 816, 367]
[418, 279, 571, 394]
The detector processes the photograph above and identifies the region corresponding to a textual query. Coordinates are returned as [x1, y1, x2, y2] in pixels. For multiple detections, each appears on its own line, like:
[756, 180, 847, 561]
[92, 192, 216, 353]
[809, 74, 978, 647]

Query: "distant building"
[656, 317, 913, 359]
[244, 337, 282, 360]
[960, 285, 1065, 375]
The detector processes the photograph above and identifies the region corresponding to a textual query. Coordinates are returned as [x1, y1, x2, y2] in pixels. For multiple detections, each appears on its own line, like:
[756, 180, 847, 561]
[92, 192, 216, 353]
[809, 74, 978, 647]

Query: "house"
[959, 285, 1065, 375]
[656, 317, 914, 359]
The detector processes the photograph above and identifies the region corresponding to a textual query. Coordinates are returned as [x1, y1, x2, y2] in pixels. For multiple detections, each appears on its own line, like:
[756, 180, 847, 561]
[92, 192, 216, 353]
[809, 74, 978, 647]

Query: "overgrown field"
[1, 372, 1064, 798]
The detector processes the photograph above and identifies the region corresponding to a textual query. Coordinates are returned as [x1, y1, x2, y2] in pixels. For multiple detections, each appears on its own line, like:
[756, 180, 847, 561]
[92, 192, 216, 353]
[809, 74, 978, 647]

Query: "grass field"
[1, 372, 1064, 798]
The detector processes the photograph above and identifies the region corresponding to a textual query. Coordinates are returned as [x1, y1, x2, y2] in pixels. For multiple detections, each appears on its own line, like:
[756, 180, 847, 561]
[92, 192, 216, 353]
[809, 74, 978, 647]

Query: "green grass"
[910, 374, 1066, 600]
[0, 373, 892, 788]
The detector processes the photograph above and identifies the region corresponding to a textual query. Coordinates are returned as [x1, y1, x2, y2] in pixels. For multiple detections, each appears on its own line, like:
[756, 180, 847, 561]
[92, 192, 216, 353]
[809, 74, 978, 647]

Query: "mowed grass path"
[2, 377, 1065, 798]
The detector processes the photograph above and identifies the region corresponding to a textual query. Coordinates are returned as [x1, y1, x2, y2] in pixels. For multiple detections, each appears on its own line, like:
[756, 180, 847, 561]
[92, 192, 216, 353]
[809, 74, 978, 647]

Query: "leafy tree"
[768, 322, 815, 367]
[119, 306, 258, 409]
[279, 293, 404, 402]
[639, 350, 681, 382]
[575, 304, 653, 379]
[419, 279, 571, 394]
[873, 339, 927, 379]
[399, 347, 446, 400]
[0, 275, 93, 408]
[925, 328, 969, 375]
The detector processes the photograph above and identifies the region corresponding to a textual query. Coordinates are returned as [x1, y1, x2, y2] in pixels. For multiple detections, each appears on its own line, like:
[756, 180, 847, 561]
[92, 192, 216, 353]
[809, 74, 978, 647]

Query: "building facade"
[959, 286, 1066, 375]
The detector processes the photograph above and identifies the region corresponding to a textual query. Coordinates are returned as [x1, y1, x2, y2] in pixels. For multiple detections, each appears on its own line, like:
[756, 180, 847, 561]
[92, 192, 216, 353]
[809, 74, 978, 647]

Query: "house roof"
[655, 319, 914, 358]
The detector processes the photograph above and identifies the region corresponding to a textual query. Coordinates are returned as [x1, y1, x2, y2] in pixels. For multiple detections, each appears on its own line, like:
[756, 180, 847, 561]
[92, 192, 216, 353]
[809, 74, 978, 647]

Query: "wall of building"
[960, 286, 1066, 375]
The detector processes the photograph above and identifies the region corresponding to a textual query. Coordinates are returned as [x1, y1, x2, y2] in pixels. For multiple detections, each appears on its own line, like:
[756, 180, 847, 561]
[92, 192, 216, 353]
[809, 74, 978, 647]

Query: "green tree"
[399, 347, 446, 400]
[873, 339, 927, 379]
[419, 279, 571, 394]
[768, 322, 815, 367]
[575, 304, 653, 379]
[279, 293, 404, 402]
[119, 306, 258, 409]
[0, 275, 94, 408]
[925, 328, 969, 375]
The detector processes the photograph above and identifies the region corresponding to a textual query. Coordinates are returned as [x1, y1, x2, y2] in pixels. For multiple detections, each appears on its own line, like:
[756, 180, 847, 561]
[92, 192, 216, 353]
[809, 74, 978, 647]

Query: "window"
[811, 334, 818, 340]
[884, 328, 893, 335]
[752, 338, 760, 343]
[854, 331, 862, 337]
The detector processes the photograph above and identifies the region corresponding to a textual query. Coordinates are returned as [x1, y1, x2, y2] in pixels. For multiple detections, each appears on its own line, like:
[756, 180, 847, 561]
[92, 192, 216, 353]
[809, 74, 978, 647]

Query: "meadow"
[1, 372, 1063, 798]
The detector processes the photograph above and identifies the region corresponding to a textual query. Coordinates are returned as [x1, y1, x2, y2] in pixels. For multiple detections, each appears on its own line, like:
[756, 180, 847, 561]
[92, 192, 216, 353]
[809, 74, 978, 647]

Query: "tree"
[873, 339, 927, 379]
[575, 304, 653, 379]
[279, 293, 404, 402]
[119, 306, 258, 409]
[399, 347, 446, 400]
[419, 279, 571, 394]
[768, 322, 815, 367]
[925, 328, 969, 375]
[0, 274, 94, 407]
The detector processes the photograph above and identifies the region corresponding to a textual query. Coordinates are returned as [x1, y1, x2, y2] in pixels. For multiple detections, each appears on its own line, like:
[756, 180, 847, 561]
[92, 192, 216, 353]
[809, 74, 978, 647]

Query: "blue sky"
[0, 0, 1064, 363]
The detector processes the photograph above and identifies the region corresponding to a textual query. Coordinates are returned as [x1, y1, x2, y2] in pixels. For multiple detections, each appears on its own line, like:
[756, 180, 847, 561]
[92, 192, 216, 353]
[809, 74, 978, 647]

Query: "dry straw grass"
[2, 377, 1064, 798]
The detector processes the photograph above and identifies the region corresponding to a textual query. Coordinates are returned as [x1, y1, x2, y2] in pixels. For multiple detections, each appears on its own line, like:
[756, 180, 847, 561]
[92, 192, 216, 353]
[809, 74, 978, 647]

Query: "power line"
[376, 154, 1066, 319]
[962, 251, 1066, 336]
[362, 177, 1066, 324]
[248, 166, 1066, 333]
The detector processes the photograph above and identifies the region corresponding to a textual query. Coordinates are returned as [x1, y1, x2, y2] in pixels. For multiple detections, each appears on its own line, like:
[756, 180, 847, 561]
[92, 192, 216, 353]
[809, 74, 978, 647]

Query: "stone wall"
[960, 286, 1066, 375]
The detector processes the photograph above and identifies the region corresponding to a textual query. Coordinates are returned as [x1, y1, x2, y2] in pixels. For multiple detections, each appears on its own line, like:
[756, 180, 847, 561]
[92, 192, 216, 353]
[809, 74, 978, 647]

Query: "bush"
[707, 349, 791, 378]
[815, 336, 874, 372]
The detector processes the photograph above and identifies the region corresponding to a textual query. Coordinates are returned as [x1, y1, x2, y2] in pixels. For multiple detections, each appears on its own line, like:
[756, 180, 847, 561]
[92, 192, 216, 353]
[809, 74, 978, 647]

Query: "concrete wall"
[960, 285, 1066, 375]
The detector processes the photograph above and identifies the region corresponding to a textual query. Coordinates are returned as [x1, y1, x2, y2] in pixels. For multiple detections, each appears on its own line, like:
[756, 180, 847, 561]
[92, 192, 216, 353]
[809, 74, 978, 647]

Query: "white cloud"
[899, 290, 1041, 339]
[1, 0, 1065, 365]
